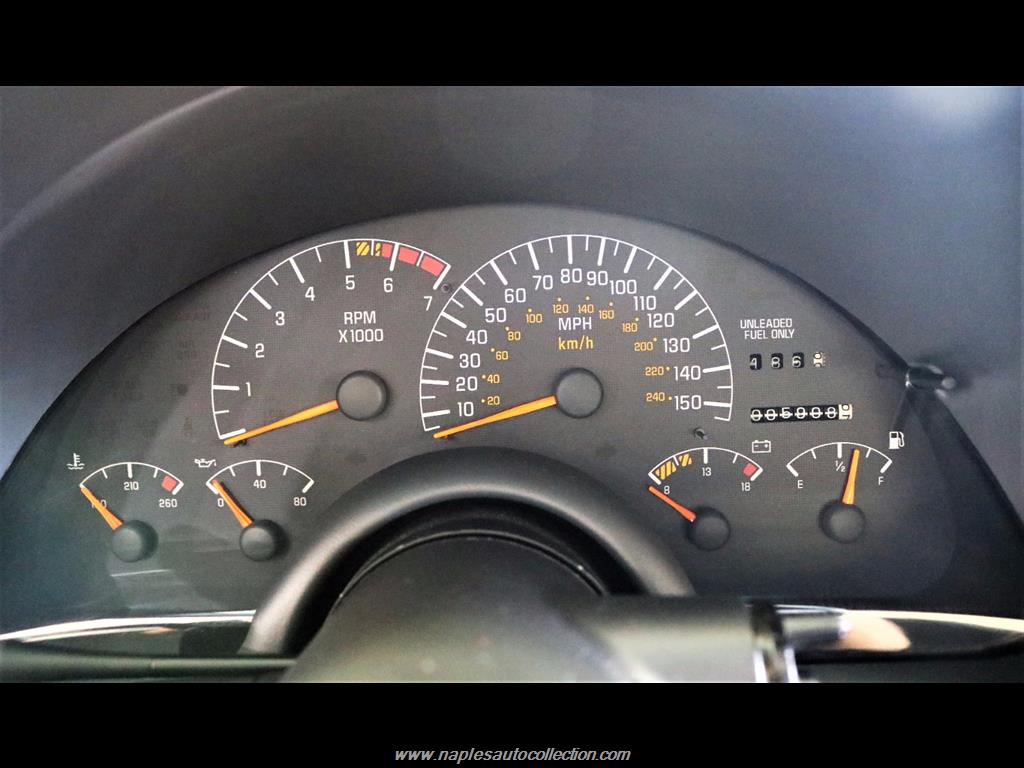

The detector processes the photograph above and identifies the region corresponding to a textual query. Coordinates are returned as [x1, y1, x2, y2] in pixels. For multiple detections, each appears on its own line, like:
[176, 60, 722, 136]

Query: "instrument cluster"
[2, 205, 1020, 632]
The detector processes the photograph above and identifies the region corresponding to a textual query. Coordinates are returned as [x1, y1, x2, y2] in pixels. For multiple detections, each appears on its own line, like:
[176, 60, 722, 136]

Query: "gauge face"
[646, 447, 765, 551]
[205, 460, 314, 560]
[211, 239, 450, 443]
[418, 235, 733, 435]
[786, 441, 893, 543]
[78, 462, 185, 561]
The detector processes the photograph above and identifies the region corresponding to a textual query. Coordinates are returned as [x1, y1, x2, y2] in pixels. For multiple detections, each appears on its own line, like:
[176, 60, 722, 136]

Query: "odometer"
[419, 235, 733, 435]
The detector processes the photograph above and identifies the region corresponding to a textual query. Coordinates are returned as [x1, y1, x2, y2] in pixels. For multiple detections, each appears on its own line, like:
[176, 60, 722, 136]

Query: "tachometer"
[211, 239, 450, 444]
[419, 235, 733, 436]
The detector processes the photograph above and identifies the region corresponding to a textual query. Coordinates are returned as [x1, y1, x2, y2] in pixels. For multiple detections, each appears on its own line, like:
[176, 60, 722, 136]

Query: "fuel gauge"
[785, 441, 894, 543]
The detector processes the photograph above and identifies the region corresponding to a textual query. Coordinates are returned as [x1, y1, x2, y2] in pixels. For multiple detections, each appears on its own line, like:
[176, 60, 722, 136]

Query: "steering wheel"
[241, 449, 796, 682]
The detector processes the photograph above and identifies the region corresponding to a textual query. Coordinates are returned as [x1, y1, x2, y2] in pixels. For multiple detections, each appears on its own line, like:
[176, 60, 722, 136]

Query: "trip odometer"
[419, 235, 733, 436]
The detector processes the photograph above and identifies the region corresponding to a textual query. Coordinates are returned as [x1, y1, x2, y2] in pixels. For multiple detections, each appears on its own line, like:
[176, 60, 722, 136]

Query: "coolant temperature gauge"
[645, 447, 765, 551]
[785, 441, 894, 544]
[78, 461, 184, 562]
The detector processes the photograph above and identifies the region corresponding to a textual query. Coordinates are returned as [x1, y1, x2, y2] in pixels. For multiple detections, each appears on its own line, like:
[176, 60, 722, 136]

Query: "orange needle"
[211, 480, 253, 528]
[223, 400, 339, 446]
[842, 448, 861, 505]
[647, 485, 697, 522]
[433, 395, 558, 439]
[79, 485, 123, 530]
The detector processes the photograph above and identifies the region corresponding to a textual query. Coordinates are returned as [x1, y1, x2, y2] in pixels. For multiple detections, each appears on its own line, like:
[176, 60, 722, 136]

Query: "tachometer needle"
[79, 485, 123, 530]
[433, 395, 558, 439]
[211, 480, 253, 528]
[647, 485, 697, 522]
[223, 400, 340, 446]
[842, 448, 861, 505]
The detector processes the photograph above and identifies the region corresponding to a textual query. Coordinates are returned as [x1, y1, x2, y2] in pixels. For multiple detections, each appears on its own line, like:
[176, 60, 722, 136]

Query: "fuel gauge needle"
[223, 400, 340, 446]
[79, 485, 123, 530]
[647, 485, 697, 522]
[842, 448, 861, 505]
[211, 480, 253, 528]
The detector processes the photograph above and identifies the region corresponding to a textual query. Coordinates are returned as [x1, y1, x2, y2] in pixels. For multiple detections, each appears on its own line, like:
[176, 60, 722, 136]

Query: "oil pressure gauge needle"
[211, 480, 254, 528]
[79, 485, 123, 530]
[842, 448, 861, 505]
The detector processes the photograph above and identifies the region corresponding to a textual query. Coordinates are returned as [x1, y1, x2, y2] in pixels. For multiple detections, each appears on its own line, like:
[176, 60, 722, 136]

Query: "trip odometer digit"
[419, 235, 733, 436]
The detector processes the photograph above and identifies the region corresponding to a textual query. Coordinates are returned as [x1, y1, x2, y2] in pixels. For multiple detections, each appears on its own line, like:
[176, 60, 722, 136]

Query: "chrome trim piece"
[3, 605, 1021, 662]
[0, 611, 255, 644]
[777, 605, 1024, 656]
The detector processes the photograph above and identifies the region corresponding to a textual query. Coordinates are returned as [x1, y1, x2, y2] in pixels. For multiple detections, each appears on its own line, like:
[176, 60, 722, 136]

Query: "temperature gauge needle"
[647, 485, 697, 522]
[211, 480, 253, 528]
[79, 485, 123, 530]
[842, 448, 861, 505]
[433, 395, 558, 439]
[223, 400, 339, 446]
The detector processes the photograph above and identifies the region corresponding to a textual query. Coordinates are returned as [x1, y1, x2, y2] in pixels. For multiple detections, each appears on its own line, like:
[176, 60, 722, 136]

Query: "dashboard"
[0, 86, 1021, 681]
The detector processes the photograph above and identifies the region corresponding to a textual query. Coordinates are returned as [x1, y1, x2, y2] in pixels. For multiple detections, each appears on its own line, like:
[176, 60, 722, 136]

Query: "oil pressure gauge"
[205, 459, 315, 561]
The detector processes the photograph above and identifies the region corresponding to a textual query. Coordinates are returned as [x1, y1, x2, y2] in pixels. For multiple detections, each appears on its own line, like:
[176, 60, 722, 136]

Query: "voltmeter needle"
[647, 485, 697, 522]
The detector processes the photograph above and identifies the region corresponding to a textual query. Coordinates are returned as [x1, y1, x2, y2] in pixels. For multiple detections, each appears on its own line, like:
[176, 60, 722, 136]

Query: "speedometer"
[419, 235, 733, 436]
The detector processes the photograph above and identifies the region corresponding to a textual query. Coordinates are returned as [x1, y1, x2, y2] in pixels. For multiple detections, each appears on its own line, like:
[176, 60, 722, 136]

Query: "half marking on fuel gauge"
[785, 441, 892, 478]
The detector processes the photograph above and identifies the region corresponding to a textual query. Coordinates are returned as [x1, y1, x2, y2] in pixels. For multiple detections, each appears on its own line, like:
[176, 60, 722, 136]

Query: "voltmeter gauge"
[645, 447, 765, 551]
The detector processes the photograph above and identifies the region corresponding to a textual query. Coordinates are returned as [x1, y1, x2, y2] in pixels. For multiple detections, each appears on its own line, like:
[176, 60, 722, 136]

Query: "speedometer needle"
[433, 395, 558, 439]
[211, 480, 253, 527]
[223, 400, 340, 446]
[842, 448, 861, 505]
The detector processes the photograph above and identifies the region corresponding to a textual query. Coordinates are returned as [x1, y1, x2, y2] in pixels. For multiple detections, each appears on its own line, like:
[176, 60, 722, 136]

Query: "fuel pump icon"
[888, 431, 905, 450]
